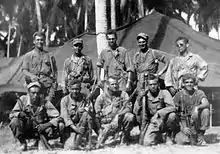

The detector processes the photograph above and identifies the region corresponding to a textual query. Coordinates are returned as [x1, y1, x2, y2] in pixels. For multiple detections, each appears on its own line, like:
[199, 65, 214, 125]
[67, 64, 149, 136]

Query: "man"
[95, 76, 134, 147]
[62, 38, 94, 96]
[22, 31, 58, 101]
[133, 74, 178, 145]
[96, 30, 133, 92]
[60, 80, 95, 150]
[9, 81, 64, 151]
[174, 73, 209, 145]
[133, 32, 169, 91]
[165, 37, 208, 96]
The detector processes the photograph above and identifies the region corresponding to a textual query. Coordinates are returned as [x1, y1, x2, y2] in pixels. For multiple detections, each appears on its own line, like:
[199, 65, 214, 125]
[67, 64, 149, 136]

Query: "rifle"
[96, 88, 137, 149]
[139, 73, 149, 145]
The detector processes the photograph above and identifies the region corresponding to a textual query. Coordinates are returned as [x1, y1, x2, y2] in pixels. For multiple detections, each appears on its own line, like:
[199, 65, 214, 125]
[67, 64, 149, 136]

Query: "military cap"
[27, 81, 41, 89]
[137, 32, 149, 41]
[72, 38, 83, 45]
[33, 31, 45, 39]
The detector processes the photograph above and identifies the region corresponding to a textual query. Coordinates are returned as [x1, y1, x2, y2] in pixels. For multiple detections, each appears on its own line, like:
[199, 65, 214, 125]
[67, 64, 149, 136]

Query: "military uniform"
[96, 46, 133, 91]
[174, 89, 210, 145]
[95, 90, 134, 144]
[9, 94, 63, 145]
[133, 89, 179, 145]
[133, 49, 167, 91]
[62, 54, 93, 96]
[60, 93, 95, 149]
[22, 49, 57, 101]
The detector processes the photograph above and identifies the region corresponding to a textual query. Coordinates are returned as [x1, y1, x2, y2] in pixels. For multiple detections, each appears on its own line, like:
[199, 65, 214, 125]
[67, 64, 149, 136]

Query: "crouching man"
[95, 76, 134, 148]
[174, 73, 209, 145]
[9, 81, 64, 151]
[134, 74, 179, 146]
[60, 80, 95, 150]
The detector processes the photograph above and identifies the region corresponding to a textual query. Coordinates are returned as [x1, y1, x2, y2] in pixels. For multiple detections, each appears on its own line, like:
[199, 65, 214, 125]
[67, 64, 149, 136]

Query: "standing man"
[174, 73, 209, 145]
[133, 74, 178, 145]
[22, 31, 57, 101]
[62, 38, 94, 96]
[165, 36, 208, 96]
[95, 76, 134, 147]
[60, 80, 95, 150]
[9, 81, 64, 151]
[96, 30, 133, 92]
[133, 33, 169, 91]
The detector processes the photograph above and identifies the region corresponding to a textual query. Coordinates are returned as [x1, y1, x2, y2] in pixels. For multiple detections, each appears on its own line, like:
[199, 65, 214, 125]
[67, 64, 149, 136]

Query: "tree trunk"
[95, 0, 108, 55]
[7, 24, 11, 58]
[45, 24, 50, 47]
[84, 0, 88, 31]
[35, 0, 43, 31]
[111, 0, 116, 29]
[138, 0, 144, 18]
[17, 35, 23, 57]
[95, 0, 108, 80]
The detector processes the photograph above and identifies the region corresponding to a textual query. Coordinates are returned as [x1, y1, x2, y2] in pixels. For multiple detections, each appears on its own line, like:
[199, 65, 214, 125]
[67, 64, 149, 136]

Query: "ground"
[0, 126, 220, 154]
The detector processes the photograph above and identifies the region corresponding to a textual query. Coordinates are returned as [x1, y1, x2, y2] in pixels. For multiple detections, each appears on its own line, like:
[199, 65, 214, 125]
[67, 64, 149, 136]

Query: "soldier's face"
[107, 34, 117, 48]
[73, 43, 83, 55]
[176, 39, 188, 54]
[148, 79, 159, 93]
[183, 78, 195, 92]
[69, 84, 81, 98]
[28, 86, 41, 104]
[108, 78, 119, 92]
[137, 38, 148, 50]
[33, 35, 44, 50]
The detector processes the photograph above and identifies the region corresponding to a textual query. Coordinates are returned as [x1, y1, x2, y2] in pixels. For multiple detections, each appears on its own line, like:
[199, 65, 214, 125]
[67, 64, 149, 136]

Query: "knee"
[9, 118, 22, 129]
[167, 112, 177, 122]
[58, 122, 65, 132]
[124, 113, 134, 123]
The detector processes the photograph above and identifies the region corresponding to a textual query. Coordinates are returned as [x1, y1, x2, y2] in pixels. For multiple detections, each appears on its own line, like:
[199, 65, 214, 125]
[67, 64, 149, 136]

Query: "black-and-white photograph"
[0, 0, 220, 153]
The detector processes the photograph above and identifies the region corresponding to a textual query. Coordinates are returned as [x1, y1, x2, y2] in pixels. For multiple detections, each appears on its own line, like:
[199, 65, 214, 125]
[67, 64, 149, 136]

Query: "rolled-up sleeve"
[165, 59, 174, 87]
[195, 55, 208, 81]
[45, 101, 60, 126]
[94, 94, 104, 114]
[9, 98, 23, 120]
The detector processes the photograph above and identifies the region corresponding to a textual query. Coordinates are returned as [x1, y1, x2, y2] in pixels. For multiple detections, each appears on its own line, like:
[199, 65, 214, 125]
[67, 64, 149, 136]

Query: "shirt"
[22, 49, 57, 78]
[133, 48, 167, 81]
[96, 46, 133, 78]
[165, 52, 208, 89]
[60, 93, 88, 127]
[94, 90, 131, 119]
[62, 54, 93, 89]
[174, 89, 208, 115]
[9, 95, 60, 126]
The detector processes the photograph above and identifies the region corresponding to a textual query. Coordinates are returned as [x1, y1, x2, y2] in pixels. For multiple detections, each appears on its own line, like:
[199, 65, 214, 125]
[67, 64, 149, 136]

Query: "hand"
[154, 73, 161, 78]
[191, 106, 199, 121]
[31, 75, 39, 82]
[70, 125, 84, 134]
[168, 86, 177, 96]
[63, 88, 68, 95]
[182, 127, 192, 136]
[18, 112, 27, 119]
[36, 122, 52, 133]
[77, 106, 85, 114]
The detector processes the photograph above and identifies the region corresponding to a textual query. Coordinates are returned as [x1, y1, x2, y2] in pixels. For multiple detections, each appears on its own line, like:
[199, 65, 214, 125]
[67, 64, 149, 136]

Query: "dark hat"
[72, 38, 83, 45]
[27, 81, 41, 89]
[33, 31, 45, 38]
[137, 32, 149, 41]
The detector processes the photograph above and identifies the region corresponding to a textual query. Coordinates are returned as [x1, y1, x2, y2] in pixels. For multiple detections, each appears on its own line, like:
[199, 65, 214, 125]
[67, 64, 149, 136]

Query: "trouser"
[175, 108, 210, 145]
[99, 113, 134, 143]
[143, 112, 179, 146]
[9, 118, 63, 143]
[61, 111, 97, 150]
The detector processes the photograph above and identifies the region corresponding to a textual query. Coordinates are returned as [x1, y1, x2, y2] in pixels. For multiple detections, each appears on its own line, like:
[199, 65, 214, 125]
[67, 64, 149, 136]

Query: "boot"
[18, 137, 27, 151]
[197, 130, 207, 146]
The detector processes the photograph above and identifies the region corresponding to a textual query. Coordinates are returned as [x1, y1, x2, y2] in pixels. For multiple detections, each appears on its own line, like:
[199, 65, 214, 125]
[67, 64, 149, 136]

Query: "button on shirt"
[165, 52, 208, 89]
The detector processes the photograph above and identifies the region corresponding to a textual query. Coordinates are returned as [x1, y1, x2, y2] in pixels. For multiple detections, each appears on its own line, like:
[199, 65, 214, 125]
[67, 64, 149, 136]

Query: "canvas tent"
[0, 11, 220, 124]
